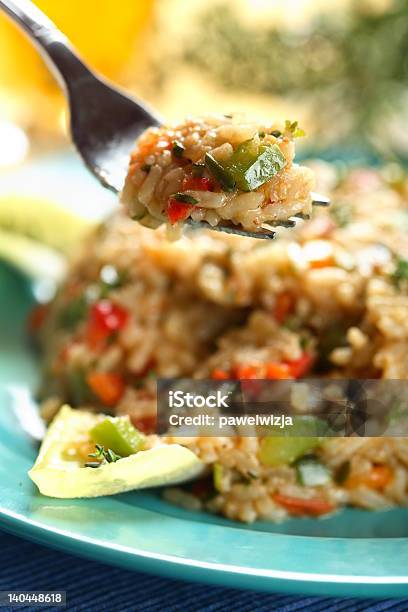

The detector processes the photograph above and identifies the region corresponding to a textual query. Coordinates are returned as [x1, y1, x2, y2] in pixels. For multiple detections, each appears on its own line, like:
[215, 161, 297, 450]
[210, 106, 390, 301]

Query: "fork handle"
[0, 0, 95, 95]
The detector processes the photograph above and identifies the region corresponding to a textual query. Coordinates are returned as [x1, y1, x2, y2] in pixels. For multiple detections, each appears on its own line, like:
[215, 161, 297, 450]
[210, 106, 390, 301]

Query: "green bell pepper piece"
[213, 462, 223, 492]
[259, 417, 327, 467]
[228, 142, 287, 191]
[90, 416, 145, 457]
[295, 455, 331, 486]
[205, 153, 236, 191]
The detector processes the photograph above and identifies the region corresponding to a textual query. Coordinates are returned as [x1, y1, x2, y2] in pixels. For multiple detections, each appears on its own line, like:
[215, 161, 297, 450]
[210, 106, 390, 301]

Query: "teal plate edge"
[1, 257, 408, 599]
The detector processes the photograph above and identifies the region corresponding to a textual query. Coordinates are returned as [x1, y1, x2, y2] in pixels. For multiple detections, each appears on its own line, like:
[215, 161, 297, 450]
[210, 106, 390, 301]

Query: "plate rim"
[1, 503, 408, 598]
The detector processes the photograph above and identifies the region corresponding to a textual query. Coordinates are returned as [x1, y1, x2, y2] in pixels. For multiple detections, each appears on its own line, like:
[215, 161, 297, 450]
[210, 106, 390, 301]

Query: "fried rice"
[36, 162, 408, 522]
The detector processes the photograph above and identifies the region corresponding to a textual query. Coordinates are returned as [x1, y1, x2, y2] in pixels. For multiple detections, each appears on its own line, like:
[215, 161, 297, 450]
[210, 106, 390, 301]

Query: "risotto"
[35, 162, 408, 522]
[121, 114, 315, 237]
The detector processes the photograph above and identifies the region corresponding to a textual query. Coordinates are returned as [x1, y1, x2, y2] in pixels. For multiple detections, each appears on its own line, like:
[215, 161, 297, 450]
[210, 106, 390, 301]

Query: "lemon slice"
[29, 406, 204, 498]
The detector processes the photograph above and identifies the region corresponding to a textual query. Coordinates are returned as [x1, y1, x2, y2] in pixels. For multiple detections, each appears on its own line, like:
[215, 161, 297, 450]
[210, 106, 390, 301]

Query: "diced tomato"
[182, 176, 215, 191]
[131, 414, 157, 434]
[308, 256, 335, 269]
[27, 304, 49, 333]
[285, 352, 314, 378]
[91, 300, 129, 332]
[233, 364, 260, 379]
[273, 493, 334, 516]
[87, 372, 125, 406]
[217, 358, 309, 381]
[265, 362, 292, 379]
[211, 368, 230, 380]
[86, 300, 129, 348]
[167, 198, 193, 225]
[345, 465, 393, 491]
[224, 362, 293, 380]
[273, 292, 294, 324]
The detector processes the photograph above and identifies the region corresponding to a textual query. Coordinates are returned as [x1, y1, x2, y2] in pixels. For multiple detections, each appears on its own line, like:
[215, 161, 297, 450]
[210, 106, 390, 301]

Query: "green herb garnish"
[391, 257, 408, 288]
[67, 368, 91, 405]
[172, 193, 199, 205]
[270, 130, 282, 138]
[99, 265, 128, 298]
[58, 295, 87, 330]
[284, 120, 305, 138]
[172, 140, 185, 158]
[85, 444, 122, 468]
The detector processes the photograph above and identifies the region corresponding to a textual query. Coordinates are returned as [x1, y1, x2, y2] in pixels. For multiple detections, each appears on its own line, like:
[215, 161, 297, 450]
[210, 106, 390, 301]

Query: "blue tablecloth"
[0, 530, 406, 611]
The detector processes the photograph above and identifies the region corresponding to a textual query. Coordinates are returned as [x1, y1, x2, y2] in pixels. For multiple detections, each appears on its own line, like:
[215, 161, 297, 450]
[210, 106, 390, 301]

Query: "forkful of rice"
[2, 0, 329, 240]
[122, 115, 329, 240]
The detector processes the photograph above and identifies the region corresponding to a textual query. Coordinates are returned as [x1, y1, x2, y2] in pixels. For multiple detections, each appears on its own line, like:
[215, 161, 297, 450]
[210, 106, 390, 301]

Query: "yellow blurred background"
[0, 0, 154, 139]
[0, 0, 407, 165]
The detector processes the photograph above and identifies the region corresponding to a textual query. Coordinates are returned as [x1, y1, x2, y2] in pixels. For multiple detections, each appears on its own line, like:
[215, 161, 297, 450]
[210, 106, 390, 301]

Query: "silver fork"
[1, 0, 329, 240]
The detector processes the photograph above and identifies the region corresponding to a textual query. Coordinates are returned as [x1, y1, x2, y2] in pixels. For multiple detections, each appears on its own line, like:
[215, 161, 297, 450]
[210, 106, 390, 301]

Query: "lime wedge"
[0, 230, 66, 281]
[0, 195, 92, 254]
[29, 406, 204, 498]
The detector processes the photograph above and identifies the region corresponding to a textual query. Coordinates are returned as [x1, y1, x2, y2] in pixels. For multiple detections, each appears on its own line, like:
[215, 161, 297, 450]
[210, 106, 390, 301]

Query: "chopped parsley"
[391, 257, 408, 288]
[172, 140, 185, 158]
[85, 444, 122, 468]
[99, 265, 128, 298]
[58, 295, 88, 330]
[284, 120, 305, 138]
[172, 193, 199, 205]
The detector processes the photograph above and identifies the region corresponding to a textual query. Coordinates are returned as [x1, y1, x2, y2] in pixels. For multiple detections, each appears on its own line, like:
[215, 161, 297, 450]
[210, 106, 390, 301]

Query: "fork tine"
[261, 219, 297, 229]
[311, 192, 330, 206]
[184, 190, 330, 240]
[185, 219, 276, 239]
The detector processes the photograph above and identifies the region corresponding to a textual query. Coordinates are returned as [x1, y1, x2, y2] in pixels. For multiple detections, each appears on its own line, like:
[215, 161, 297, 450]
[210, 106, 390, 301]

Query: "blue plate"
[1, 262, 408, 598]
[1, 155, 408, 598]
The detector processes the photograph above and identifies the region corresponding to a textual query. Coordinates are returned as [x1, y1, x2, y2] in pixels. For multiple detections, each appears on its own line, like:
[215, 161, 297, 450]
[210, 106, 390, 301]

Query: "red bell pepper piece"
[167, 198, 193, 224]
[87, 372, 125, 406]
[273, 292, 294, 324]
[86, 300, 129, 347]
[285, 352, 314, 378]
[273, 493, 334, 516]
[182, 175, 215, 191]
